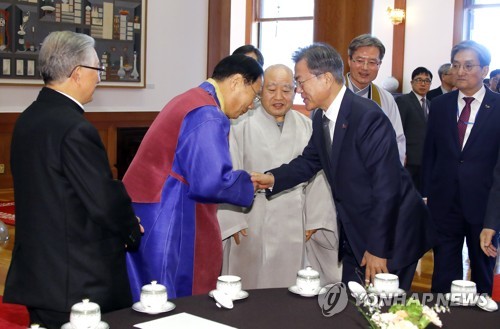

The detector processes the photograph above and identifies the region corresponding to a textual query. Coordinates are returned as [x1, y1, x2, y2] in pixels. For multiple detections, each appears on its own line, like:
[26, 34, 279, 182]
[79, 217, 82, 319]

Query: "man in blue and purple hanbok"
[122, 54, 263, 300]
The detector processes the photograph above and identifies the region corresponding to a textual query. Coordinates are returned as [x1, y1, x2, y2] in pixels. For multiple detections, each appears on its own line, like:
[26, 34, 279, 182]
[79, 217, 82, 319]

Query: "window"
[464, 0, 500, 72]
[254, 0, 314, 104]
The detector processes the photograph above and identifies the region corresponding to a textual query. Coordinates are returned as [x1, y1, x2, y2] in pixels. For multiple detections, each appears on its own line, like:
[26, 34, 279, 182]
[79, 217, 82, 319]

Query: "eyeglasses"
[295, 73, 324, 89]
[68, 64, 106, 78]
[250, 84, 261, 103]
[413, 78, 432, 85]
[451, 63, 481, 72]
[350, 58, 381, 68]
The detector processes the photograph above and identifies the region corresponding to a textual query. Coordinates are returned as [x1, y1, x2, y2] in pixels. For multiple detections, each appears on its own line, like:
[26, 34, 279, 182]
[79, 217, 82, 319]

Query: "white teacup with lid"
[216, 275, 242, 299]
[296, 266, 321, 294]
[450, 279, 477, 299]
[140, 280, 168, 311]
[373, 273, 400, 293]
[69, 299, 101, 329]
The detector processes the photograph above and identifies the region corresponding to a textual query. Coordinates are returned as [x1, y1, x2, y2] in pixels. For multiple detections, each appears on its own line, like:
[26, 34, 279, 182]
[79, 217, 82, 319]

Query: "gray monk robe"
[218, 106, 342, 289]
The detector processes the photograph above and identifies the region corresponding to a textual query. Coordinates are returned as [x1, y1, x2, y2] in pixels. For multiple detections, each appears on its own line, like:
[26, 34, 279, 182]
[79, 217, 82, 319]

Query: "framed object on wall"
[0, 0, 146, 87]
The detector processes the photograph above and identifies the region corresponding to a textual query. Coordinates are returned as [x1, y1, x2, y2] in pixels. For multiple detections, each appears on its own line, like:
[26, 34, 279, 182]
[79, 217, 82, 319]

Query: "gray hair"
[437, 63, 452, 81]
[39, 31, 96, 83]
[292, 42, 344, 84]
[451, 40, 491, 67]
[348, 34, 386, 61]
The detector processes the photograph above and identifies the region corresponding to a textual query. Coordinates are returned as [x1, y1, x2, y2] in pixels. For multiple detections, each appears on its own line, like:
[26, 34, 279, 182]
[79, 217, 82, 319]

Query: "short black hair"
[212, 54, 263, 84]
[411, 67, 433, 80]
[232, 45, 264, 66]
[490, 69, 500, 78]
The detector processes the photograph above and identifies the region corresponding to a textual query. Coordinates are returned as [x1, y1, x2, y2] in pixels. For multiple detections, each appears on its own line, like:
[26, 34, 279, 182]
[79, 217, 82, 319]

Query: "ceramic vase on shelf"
[131, 51, 139, 80]
[117, 55, 125, 79]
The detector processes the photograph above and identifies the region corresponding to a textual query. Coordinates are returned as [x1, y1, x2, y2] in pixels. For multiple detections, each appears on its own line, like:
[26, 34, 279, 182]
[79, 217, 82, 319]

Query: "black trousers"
[405, 164, 422, 194]
[431, 195, 496, 294]
[28, 307, 69, 329]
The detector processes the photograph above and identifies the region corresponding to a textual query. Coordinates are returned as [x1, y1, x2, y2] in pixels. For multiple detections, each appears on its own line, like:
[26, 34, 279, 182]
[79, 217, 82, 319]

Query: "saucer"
[132, 301, 176, 314]
[288, 285, 327, 297]
[477, 295, 499, 312]
[348, 281, 367, 299]
[445, 293, 478, 306]
[367, 286, 406, 298]
[208, 289, 249, 301]
[212, 289, 234, 309]
[61, 321, 109, 329]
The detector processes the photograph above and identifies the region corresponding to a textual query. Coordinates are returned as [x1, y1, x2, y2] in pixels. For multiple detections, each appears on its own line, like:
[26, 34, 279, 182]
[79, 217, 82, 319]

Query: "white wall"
[372, 0, 395, 89]
[0, 1, 209, 113]
[0, 0, 457, 113]
[230, 0, 247, 53]
[373, 0, 456, 93]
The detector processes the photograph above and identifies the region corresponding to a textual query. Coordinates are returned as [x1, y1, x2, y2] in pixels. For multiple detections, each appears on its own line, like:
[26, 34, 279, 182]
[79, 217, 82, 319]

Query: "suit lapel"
[409, 93, 426, 122]
[444, 90, 462, 151]
[330, 90, 352, 183]
[463, 89, 496, 152]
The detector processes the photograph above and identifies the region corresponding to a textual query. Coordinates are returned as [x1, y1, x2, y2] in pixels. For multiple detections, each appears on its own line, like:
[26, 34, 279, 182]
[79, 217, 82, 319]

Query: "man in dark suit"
[427, 63, 455, 101]
[396, 67, 433, 192]
[422, 40, 500, 294]
[252, 43, 434, 290]
[4, 31, 142, 329]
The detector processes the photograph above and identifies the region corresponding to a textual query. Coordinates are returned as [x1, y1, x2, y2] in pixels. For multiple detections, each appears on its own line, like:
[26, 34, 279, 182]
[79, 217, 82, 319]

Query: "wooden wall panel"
[314, 0, 373, 75]
[453, 0, 464, 45]
[0, 114, 17, 192]
[0, 112, 158, 193]
[392, 0, 407, 93]
[207, 0, 232, 78]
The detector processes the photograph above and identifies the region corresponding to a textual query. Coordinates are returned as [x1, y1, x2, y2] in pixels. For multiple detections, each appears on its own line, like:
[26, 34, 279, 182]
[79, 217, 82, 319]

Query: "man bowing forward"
[252, 43, 435, 290]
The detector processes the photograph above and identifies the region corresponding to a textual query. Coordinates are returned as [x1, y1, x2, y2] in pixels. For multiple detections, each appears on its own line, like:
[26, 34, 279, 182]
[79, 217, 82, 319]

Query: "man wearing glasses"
[395, 67, 433, 192]
[345, 34, 406, 165]
[218, 64, 341, 289]
[4, 31, 142, 328]
[422, 40, 500, 297]
[252, 43, 434, 291]
[123, 54, 263, 301]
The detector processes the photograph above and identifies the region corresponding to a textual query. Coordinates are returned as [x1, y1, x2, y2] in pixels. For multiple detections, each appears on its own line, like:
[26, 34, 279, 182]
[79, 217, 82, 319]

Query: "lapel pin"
[485, 104, 491, 109]
[342, 123, 348, 129]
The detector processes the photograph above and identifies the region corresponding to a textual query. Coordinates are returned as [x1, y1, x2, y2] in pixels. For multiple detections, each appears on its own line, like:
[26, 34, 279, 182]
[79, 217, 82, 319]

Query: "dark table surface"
[102, 288, 499, 328]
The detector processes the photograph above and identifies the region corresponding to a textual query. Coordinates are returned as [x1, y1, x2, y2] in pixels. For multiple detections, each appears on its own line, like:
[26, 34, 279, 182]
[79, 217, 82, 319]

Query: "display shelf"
[0, 0, 146, 87]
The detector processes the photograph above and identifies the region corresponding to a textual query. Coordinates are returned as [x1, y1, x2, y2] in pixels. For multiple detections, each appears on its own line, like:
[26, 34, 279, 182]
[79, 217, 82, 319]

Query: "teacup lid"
[141, 280, 167, 293]
[70, 299, 100, 315]
[297, 266, 320, 279]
